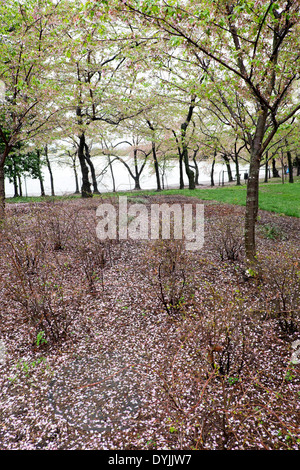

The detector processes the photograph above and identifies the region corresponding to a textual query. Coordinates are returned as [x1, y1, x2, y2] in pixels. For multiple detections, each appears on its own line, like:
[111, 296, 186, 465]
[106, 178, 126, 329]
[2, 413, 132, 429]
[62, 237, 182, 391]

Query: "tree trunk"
[37, 149, 45, 197]
[161, 165, 165, 189]
[13, 182, 18, 198]
[245, 156, 260, 265]
[78, 133, 92, 198]
[295, 156, 300, 176]
[84, 143, 100, 194]
[0, 162, 5, 219]
[182, 143, 195, 189]
[244, 112, 267, 265]
[264, 152, 269, 183]
[13, 160, 19, 197]
[234, 154, 241, 186]
[134, 177, 141, 190]
[133, 149, 142, 190]
[18, 175, 22, 196]
[152, 141, 161, 191]
[73, 159, 80, 194]
[210, 155, 215, 187]
[172, 129, 184, 189]
[280, 151, 285, 184]
[44, 145, 55, 196]
[39, 175, 45, 197]
[179, 151, 184, 189]
[287, 149, 294, 183]
[181, 95, 196, 190]
[272, 158, 280, 178]
[192, 150, 199, 185]
[146, 120, 161, 191]
[223, 153, 233, 182]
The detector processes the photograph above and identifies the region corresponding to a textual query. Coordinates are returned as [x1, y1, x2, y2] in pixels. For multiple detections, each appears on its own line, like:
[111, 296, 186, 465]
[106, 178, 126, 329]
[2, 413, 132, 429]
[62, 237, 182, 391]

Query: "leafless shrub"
[4, 261, 83, 344]
[198, 286, 248, 377]
[142, 239, 195, 317]
[154, 281, 300, 450]
[77, 238, 113, 292]
[155, 288, 254, 449]
[258, 248, 300, 336]
[2, 217, 84, 344]
[212, 216, 244, 261]
[36, 202, 81, 251]
[3, 221, 47, 276]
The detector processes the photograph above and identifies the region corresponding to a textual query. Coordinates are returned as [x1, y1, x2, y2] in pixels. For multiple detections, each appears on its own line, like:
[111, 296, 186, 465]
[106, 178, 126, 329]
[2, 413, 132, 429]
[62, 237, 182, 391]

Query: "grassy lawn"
[6, 177, 300, 218]
[114, 178, 300, 218]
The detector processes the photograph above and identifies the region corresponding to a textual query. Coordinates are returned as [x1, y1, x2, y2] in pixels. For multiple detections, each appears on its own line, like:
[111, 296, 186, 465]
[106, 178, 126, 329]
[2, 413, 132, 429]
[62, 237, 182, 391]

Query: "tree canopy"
[1, 0, 299, 262]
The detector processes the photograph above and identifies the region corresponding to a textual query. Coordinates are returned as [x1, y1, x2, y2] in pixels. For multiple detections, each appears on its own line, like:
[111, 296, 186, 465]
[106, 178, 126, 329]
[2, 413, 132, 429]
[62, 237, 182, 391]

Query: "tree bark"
[13, 160, 19, 197]
[0, 162, 5, 219]
[287, 149, 294, 183]
[73, 159, 80, 194]
[84, 143, 100, 194]
[146, 120, 161, 191]
[222, 153, 233, 182]
[151, 140, 161, 191]
[36, 149, 45, 197]
[181, 95, 196, 190]
[44, 145, 55, 196]
[179, 151, 184, 189]
[210, 152, 216, 186]
[295, 155, 300, 176]
[172, 130, 184, 189]
[114, 150, 148, 191]
[133, 149, 141, 190]
[232, 153, 241, 186]
[18, 175, 22, 196]
[272, 158, 280, 178]
[280, 151, 285, 184]
[244, 112, 267, 265]
[78, 133, 92, 198]
[182, 142, 195, 189]
[245, 157, 260, 265]
[39, 175, 45, 197]
[192, 148, 199, 185]
[264, 154, 268, 183]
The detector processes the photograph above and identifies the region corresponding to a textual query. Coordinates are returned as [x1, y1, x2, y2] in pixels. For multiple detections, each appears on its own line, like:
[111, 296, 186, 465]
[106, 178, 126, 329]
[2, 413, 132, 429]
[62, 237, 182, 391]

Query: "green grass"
[6, 178, 300, 218]
[6, 194, 81, 204]
[256, 181, 300, 217]
[106, 179, 300, 218]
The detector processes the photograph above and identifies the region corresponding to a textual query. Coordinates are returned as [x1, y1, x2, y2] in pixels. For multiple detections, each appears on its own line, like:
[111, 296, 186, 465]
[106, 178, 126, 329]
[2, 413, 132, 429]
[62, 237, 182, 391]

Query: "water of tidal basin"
[5, 156, 255, 197]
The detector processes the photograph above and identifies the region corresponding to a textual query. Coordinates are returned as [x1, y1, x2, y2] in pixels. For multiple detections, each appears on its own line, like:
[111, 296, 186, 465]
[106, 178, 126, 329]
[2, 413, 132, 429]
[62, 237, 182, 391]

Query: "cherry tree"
[0, 0, 64, 217]
[113, 0, 300, 265]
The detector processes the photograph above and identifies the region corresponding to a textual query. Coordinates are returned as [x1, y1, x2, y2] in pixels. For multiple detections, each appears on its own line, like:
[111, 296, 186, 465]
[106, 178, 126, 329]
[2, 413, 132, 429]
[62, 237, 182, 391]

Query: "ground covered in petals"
[0, 195, 299, 450]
